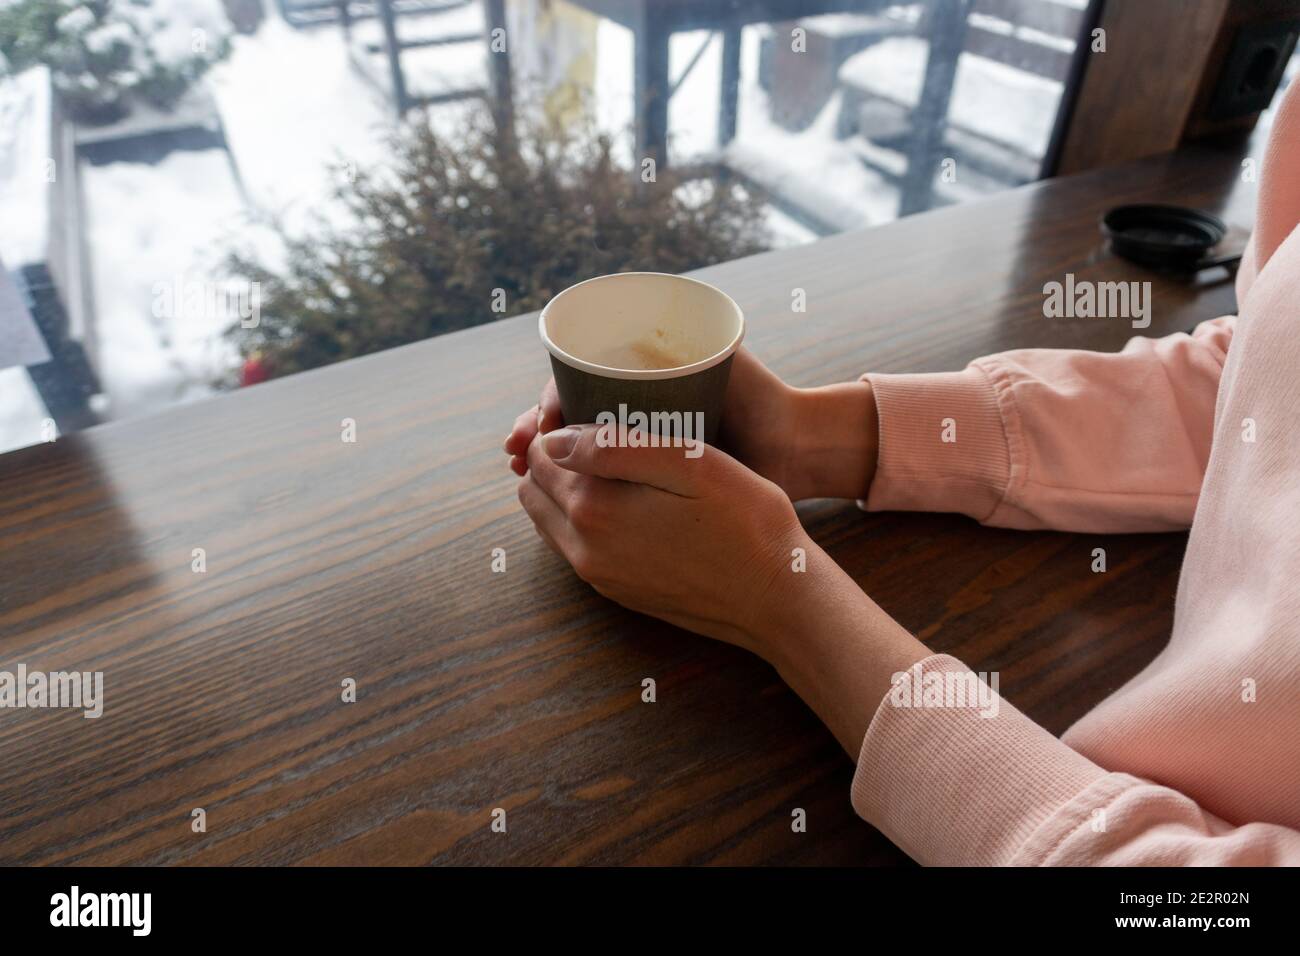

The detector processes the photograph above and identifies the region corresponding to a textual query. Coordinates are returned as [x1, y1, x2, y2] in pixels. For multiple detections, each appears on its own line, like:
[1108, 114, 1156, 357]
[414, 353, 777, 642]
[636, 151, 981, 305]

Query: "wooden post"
[376, 0, 408, 115]
[485, 0, 514, 142]
[718, 26, 742, 147]
[634, 7, 671, 165]
[899, 0, 973, 216]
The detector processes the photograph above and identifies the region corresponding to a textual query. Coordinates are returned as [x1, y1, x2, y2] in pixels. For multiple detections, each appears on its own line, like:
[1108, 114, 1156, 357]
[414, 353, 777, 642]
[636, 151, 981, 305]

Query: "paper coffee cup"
[539, 272, 745, 446]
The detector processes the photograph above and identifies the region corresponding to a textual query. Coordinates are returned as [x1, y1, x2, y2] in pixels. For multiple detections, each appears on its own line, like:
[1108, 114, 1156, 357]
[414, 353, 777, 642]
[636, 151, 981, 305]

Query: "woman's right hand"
[504, 346, 879, 502]
[504, 377, 566, 477]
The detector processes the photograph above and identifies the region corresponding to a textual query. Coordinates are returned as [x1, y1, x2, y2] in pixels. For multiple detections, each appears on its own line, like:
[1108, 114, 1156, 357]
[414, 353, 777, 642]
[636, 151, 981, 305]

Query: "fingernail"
[537, 408, 545, 431]
[542, 426, 579, 460]
[502, 434, 513, 452]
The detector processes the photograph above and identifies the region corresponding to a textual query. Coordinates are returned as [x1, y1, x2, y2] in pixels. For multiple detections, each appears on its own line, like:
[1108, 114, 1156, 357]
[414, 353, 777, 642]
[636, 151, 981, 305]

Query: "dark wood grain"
[1056, 0, 1230, 175]
[0, 145, 1255, 865]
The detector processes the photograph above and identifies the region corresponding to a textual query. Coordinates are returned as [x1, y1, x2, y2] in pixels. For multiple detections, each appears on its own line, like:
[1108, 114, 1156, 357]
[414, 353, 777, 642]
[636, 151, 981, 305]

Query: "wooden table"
[0, 145, 1254, 865]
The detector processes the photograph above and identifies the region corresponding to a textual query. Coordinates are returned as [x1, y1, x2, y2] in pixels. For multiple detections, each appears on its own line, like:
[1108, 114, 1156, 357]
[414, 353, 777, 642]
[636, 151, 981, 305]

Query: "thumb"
[540, 424, 718, 495]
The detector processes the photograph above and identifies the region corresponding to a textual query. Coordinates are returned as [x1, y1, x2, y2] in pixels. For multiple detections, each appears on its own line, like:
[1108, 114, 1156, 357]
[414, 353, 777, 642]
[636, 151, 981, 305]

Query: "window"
[0, 0, 1090, 451]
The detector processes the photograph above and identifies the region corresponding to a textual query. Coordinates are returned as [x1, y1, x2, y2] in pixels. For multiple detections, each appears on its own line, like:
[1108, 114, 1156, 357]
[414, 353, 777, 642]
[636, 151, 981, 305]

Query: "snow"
[669, 30, 724, 159]
[70, 8, 438, 423]
[343, 9, 489, 107]
[724, 28, 901, 232]
[83, 21, 136, 57]
[968, 12, 1076, 55]
[0, 366, 51, 453]
[593, 18, 634, 163]
[729, 87, 901, 232]
[351, 2, 484, 46]
[802, 7, 921, 39]
[0, 66, 56, 455]
[839, 35, 1065, 158]
[0, 66, 52, 268]
[369, 0, 488, 101]
[124, 0, 231, 66]
[80, 149, 246, 419]
[207, 16, 396, 232]
[55, 7, 95, 34]
[763, 203, 819, 249]
[395, 38, 486, 101]
[0, 263, 49, 368]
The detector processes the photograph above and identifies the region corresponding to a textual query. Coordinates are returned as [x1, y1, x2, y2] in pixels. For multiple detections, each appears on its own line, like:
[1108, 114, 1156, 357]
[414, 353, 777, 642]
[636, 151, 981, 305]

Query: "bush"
[0, 0, 231, 123]
[225, 112, 771, 382]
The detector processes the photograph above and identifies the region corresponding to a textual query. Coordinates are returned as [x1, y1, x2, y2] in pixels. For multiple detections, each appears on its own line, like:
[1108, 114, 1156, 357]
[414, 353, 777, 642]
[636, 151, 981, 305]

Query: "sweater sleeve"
[852, 654, 1300, 866]
[862, 316, 1235, 532]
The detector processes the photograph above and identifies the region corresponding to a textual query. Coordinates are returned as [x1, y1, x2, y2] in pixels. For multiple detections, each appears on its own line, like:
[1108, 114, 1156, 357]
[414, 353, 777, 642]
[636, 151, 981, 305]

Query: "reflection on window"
[0, 0, 1088, 450]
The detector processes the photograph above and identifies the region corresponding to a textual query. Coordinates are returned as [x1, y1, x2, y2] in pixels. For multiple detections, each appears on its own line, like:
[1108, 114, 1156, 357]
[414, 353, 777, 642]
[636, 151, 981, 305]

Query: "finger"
[537, 379, 563, 434]
[509, 454, 527, 476]
[517, 474, 571, 555]
[504, 404, 540, 457]
[525, 429, 584, 501]
[540, 423, 725, 497]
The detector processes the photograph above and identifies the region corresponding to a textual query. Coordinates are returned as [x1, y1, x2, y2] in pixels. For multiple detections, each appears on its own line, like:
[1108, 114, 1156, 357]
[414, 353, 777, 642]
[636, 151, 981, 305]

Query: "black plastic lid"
[1101, 204, 1228, 270]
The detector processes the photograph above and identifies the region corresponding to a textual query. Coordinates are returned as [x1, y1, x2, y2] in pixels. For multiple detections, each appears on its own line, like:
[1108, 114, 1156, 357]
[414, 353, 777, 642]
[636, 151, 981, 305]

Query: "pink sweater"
[852, 80, 1300, 865]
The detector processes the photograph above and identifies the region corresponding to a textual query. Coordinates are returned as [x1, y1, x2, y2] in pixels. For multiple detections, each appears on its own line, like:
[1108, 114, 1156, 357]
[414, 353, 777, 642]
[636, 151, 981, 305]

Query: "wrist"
[751, 545, 929, 755]
[785, 380, 880, 501]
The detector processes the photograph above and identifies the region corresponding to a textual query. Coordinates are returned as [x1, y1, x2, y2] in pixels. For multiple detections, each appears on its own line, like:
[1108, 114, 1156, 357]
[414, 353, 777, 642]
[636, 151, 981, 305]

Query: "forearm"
[756, 543, 928, 756]
[863, 317, 1235, 532]
[785, 381, 879, 502]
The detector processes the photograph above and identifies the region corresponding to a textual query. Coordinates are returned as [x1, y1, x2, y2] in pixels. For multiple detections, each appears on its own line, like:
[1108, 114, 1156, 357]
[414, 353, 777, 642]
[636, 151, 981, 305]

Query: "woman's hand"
[504, 347, 880, 502]
[515, 421, 928, 753]
[516, 423, 805, 654]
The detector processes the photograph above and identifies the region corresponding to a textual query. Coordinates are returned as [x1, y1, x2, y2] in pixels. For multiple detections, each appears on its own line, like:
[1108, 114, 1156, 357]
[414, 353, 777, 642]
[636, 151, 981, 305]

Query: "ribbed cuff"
[859, 364, 1013, 521]
[850, 654, 1107, 866]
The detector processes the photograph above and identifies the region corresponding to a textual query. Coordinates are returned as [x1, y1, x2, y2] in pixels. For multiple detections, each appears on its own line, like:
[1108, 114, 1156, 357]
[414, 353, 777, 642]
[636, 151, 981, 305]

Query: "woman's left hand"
[517, 423, 808, 655]
[517, 422, 931, 756]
